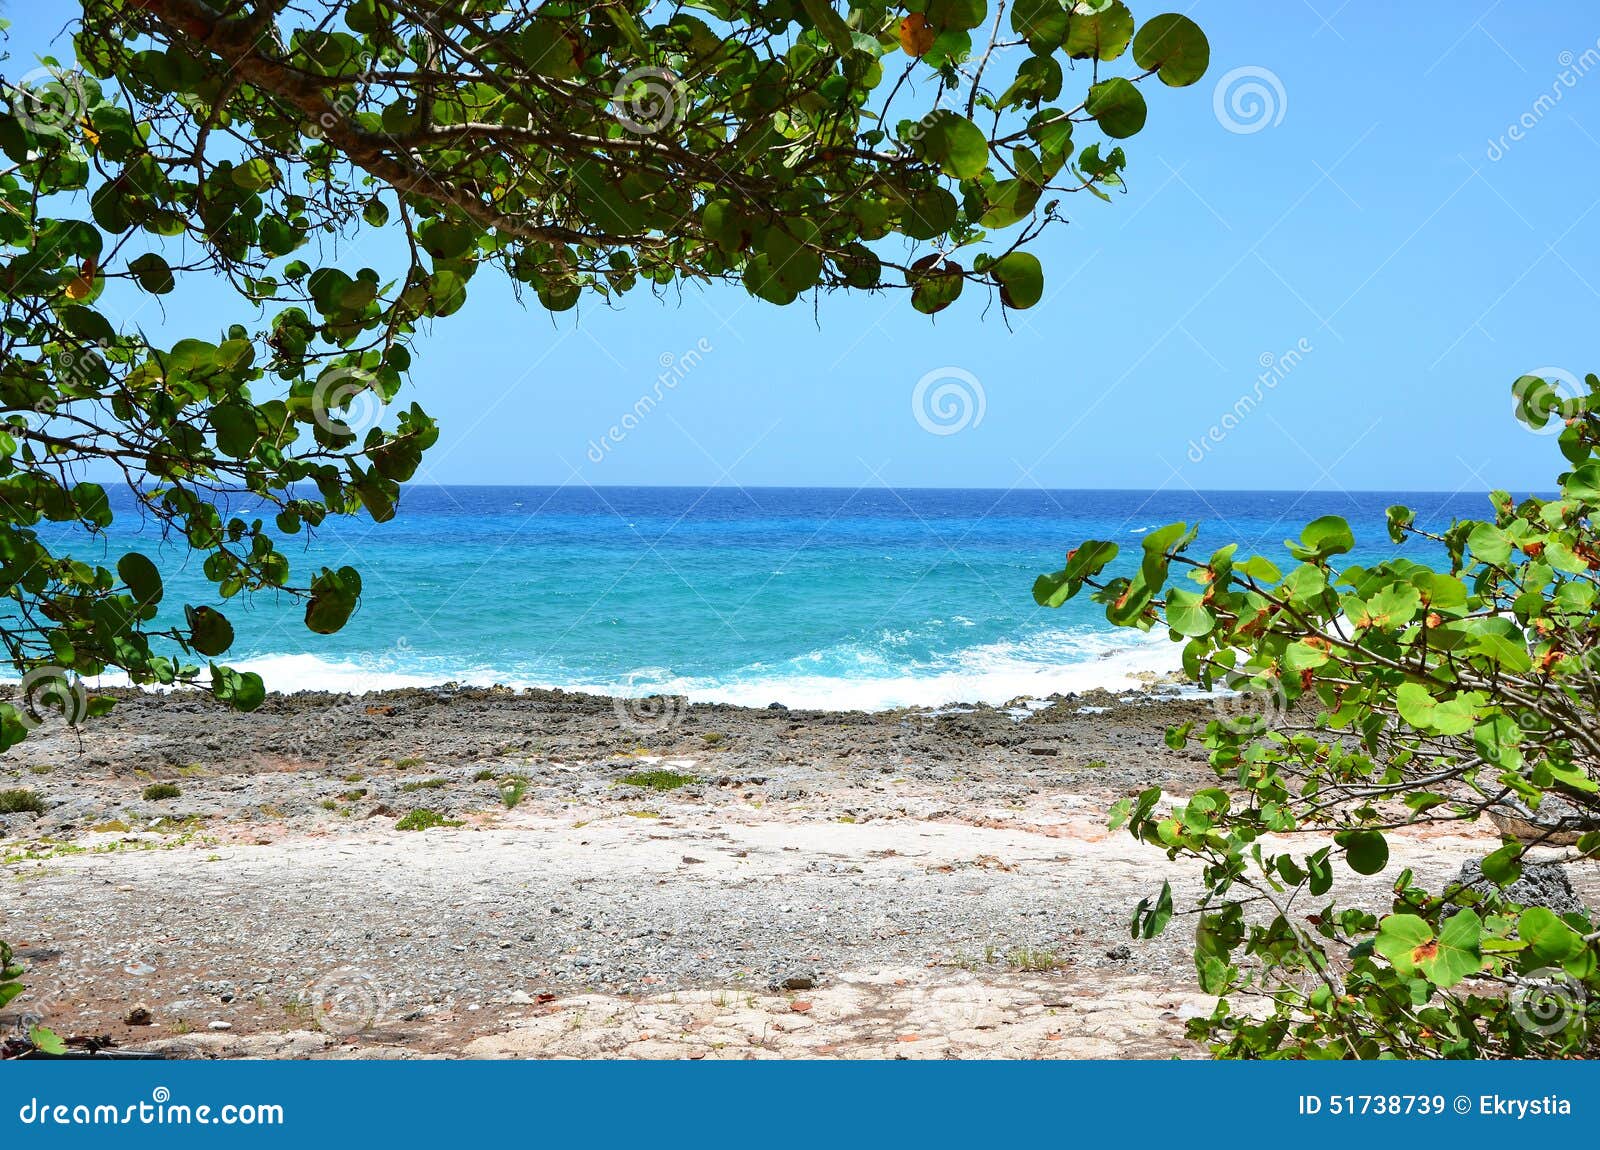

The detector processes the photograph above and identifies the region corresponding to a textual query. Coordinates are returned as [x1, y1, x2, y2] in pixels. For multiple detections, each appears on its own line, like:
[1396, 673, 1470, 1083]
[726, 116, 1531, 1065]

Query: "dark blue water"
[45, 487, 1496, 708]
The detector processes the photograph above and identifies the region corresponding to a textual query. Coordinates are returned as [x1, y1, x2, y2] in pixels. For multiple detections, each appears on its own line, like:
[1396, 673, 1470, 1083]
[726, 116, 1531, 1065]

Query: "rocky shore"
[0, 683, 1513, 1058]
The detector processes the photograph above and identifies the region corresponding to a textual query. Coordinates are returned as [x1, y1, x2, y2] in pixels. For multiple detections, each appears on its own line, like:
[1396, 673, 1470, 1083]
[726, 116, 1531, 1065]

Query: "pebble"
[208, 1021, 231, 1031]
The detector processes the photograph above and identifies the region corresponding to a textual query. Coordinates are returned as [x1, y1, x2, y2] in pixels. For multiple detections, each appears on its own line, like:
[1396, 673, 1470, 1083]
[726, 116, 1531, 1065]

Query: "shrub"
[0, 789, 46, 814]
[1035, 372, 1600, 1059]
[499, 779, 527, 809]
[618, 770, 698, 792]
[396, 809, 462, 832]
[141, 783, 181, 802]
[399, 777, 447, 792]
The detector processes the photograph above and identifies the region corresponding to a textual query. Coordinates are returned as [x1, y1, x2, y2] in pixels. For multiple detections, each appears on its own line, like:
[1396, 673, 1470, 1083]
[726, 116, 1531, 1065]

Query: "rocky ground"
[0, 684, 1538, 1058]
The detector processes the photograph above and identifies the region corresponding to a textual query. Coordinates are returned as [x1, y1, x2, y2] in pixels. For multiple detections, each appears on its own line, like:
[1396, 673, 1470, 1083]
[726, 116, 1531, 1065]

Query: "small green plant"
[702, 732, 726, 747]
[25, 765, 51, 775]
[0, 938, 23, 1011]
[618, 769, 698, 792]
[394, 757, 425, 770]
[396, 809, 462, 831]
[400, 777, 448, 792]
[473, 768, 496, 782]
[338, 788, 367, 801]
[0, 940, 59, 1053]
[499, 778, 528, 809]
[342, 773, 365, 783]
[1006, 946, 1061, 972]
[0, 789, 46, 814]
[319, 798, 337, 811]
[142, 783, 182, 801]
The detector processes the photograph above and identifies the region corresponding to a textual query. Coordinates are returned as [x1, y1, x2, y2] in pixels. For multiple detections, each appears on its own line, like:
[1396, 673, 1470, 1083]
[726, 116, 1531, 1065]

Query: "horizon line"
[390, 482, 1515, 495]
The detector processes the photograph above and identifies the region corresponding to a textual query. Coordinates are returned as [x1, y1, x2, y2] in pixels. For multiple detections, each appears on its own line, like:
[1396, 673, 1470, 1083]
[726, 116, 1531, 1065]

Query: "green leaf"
[1519, 907, 1583, 964]
[1131, 13, 1209, 86]
[1337, 829, 1389, 875]
[230, 157, 276, 191]
[1165, 586, 1214, 637]
[1285, 516, 1354, 563]
[1132, 879, 1174, 939]
[1479, 842, 1523, 888]
[117, 552, 163, 607]
[1385, 504, 1415, 544]
[418, 218, 476, 260]
[306, 565, 363, 634]
[989, 251, 1044, 309]
[1084, 77, 1147, 138]
[1064, 0, 1133, 61]
[979, 178, 1042, 228]
[1426, 910, 1484, 988]
[1473, 716, 1524, 769]
[1467, 522, 1512, 566]
[211, 663, 267, 712]
[185, 605, 234, 657]
[29, 1025, 66, 1055]
[1563, 462, 1600, 503]
[918, 111, 989, 179]
[906, 254, 964, 315]
[128, 252, 175, 294]
[1011, 0, 1069, 51]
[1375, 914, 1433, 977]
[925, 0, 988, 34]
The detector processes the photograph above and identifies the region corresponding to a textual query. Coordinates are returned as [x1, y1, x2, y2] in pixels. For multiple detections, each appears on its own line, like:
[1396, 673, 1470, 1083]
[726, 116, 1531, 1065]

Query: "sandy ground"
[0, 685, 1532, 1058]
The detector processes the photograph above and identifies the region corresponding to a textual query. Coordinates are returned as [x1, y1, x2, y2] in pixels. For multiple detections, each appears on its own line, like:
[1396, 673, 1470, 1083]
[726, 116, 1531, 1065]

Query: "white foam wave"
[603, 629, 1182, 710]
[53, 628, 1185, 711]
[91, 629, 1172, 710]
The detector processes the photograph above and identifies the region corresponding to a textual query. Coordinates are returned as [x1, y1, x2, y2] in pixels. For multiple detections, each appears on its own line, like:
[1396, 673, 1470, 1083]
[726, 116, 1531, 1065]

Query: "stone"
[124, 1004, 153, 1026]
[207, 1020, 232, 1031]
[1488, 796, 1595, 847]
[1453, 858, 1586, 917]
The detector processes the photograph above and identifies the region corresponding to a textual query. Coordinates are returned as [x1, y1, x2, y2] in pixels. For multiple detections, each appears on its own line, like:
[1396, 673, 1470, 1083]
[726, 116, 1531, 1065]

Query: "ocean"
[48, 487, 1491, 709]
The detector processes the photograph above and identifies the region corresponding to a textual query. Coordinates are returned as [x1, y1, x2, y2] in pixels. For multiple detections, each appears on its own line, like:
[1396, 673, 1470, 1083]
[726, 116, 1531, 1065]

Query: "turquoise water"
[51, 487, 1493, 709]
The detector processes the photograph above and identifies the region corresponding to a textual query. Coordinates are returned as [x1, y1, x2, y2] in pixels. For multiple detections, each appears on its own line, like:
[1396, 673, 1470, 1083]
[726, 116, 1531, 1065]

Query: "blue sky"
[9, 2, 1600, 491]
